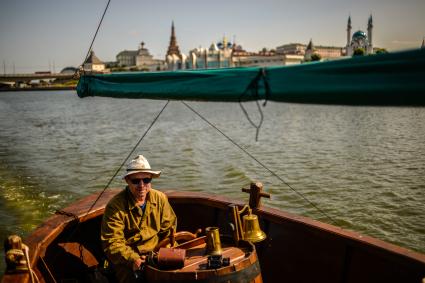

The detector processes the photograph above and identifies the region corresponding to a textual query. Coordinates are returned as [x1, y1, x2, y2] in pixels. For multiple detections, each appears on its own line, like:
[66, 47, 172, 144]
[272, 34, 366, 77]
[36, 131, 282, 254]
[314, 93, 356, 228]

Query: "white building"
[116, 50, 137, 67]
[83, 51, 105, 72]
[188, 37, 233, 69]
[116, 42, 164, 71]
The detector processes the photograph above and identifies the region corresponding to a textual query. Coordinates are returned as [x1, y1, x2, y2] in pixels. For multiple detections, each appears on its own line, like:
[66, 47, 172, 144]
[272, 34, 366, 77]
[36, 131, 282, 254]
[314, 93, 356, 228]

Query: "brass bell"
[242, 211, 266, 243]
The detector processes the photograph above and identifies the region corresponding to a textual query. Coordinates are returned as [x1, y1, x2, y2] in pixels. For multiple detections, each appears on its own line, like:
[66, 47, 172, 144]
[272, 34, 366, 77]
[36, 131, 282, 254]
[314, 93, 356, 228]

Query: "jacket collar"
[125, 186, 157, 211]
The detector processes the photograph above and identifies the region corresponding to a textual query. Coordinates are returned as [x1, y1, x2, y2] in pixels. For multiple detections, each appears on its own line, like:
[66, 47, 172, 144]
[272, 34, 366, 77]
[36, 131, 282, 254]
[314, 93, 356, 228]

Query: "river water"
[0, 90, 424, 273]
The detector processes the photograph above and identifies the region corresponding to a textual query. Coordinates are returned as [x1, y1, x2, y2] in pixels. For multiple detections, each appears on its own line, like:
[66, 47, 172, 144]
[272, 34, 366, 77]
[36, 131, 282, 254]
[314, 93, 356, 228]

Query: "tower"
[166, 21, 181, 58]
[347, 16, 352, 47]
[367, 14, 373, 53]
[346, 16, 352, 56]
[166, 21, 184, 70]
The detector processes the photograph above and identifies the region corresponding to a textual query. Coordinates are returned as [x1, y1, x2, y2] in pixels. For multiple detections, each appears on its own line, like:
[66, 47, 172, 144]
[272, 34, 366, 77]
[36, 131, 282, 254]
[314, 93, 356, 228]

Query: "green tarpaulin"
[77, 49, 425, 105]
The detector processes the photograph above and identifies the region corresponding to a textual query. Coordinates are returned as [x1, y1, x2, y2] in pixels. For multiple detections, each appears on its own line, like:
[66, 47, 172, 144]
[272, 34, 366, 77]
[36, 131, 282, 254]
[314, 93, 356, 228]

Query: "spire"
[422, 37, 425, 49]
[346, 15, 352, 47]
[368, 14, 373, 29]
[171, 21, 176, 38]
[367, 14, 373, 48]
[166, 21, 181, 57]
[306, 38, 314, 51]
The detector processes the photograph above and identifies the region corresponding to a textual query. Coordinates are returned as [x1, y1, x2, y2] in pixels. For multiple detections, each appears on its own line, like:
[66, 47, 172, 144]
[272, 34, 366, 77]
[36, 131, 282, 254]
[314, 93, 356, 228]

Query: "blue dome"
[353, 30, 367, 39]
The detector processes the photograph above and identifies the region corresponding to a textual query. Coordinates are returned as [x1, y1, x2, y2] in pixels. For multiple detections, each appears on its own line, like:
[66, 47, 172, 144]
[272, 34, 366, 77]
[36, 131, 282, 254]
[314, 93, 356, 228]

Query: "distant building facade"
[116, 42, 164, 71]
[187, 38, 304, 69]
[276, 43, 306, 55]
[233, 48, 303, 67]
[116, 50, 137, 67]
[83, 51, 105, 72]
[277, 42, 343, 61]
[188, 37, 233, 69]
[304, 39, 344, 61]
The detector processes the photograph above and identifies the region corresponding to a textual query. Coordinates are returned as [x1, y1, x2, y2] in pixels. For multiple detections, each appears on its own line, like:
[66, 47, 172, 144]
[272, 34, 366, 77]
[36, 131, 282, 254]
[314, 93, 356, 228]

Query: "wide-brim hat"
[122, 155, 161, 179]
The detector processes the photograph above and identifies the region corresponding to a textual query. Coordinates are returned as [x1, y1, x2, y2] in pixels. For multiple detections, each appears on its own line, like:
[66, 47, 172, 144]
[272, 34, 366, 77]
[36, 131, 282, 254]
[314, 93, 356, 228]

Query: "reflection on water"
[0, 90, 424, 273]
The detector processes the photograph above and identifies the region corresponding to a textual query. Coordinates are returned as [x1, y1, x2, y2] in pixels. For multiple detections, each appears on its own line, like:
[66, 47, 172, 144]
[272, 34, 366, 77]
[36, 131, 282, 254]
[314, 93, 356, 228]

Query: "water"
[1, 91, 424, 274]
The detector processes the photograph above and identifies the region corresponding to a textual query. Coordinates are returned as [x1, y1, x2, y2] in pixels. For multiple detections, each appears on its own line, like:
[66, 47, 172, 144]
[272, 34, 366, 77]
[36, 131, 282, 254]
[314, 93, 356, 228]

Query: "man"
[101, 155, 177, 283]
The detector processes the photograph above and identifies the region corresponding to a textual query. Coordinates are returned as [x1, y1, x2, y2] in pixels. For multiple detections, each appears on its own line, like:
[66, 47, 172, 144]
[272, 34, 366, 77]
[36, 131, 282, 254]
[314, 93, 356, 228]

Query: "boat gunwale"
[2, 188, 425, 282]
[164, 190, 425, 264]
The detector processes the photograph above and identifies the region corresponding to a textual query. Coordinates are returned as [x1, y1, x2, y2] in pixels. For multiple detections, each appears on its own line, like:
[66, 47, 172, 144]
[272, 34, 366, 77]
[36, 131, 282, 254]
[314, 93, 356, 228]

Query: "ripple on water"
[0, 93, 425, 271]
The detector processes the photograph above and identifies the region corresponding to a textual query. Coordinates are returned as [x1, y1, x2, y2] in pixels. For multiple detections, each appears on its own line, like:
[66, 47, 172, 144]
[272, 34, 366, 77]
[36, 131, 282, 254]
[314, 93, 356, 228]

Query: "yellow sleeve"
[101, 204, 140, 268]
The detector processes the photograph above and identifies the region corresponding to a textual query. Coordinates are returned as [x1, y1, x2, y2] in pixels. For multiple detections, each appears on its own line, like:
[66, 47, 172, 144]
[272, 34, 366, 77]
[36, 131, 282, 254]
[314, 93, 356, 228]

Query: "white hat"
[123, 155, 161, 179]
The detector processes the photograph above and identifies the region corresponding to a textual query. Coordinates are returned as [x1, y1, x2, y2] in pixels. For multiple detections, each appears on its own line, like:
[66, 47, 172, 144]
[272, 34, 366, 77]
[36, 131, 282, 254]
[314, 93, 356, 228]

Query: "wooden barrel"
[144, 237, 262, 283]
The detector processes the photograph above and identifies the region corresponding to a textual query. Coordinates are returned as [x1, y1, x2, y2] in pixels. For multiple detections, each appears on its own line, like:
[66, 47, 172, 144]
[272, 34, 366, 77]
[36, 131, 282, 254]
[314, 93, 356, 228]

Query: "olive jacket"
[101, 187, 177, 268]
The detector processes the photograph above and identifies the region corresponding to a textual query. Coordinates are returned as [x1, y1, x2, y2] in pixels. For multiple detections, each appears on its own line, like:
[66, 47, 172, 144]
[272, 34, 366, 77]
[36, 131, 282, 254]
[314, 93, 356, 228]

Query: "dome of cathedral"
[352, 30, 367, 40]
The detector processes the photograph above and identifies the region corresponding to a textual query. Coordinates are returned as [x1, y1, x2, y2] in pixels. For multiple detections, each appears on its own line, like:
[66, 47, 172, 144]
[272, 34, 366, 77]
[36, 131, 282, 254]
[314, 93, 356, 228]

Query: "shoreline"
[0, 86, 76, 92]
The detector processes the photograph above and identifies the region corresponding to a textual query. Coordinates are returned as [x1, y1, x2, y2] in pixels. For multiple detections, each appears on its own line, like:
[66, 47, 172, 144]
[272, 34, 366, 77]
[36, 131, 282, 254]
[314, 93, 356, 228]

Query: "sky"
[0, 0, 424, 73]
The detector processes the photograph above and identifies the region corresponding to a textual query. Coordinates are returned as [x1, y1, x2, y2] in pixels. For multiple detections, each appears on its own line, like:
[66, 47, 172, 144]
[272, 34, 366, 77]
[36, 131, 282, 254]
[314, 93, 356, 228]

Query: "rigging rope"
[239, 100, 264, 142]
[238, 68, 267, 142]
[73, 0, 111, 79]
[82, 0, 111, 67]
[181, 101, 336, 225]
[79, 100, 170, 219]
[52, 100, 170, 262]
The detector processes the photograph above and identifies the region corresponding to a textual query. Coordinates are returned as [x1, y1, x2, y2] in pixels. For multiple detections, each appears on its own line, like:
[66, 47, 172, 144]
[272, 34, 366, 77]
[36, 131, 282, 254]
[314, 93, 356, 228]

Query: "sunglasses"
[130, 178, 152, 185]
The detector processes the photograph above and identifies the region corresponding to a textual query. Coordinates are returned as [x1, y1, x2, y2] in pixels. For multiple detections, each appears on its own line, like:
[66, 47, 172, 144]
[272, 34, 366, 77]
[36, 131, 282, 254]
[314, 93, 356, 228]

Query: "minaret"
[346, 16, 352, 56]
[347, 16, 352, 47]
[367, 14, 373, 53]
[421, 37, 425, 49]
[166, 21, 181, 58]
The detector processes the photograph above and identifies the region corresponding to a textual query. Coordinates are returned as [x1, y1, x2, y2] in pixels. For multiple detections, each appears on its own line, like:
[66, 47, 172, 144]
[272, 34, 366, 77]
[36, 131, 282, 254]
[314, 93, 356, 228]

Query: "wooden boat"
[3, 183, 425, 283]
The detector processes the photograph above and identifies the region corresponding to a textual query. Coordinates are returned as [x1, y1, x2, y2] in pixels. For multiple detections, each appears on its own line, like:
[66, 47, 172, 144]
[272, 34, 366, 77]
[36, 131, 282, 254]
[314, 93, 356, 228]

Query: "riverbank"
[0, 86, 76, 92]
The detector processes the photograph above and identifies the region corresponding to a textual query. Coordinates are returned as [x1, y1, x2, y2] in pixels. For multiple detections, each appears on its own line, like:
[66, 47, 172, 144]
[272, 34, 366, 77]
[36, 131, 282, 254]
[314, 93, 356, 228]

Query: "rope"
[82, 0, 112, 67]
[79, 100, 170, 220]
[51, 100, 170, 262]
[238, 68, 270, 142]
[181, 101, 336, 225]
[74, 0, 111, 78]
[239, 100, 264, 142]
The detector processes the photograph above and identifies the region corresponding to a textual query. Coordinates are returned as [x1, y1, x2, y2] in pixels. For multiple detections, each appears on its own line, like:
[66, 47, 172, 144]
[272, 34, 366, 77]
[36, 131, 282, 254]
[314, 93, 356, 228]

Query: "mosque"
[345, 15, 374, 56]
[164, 15, 378, 70]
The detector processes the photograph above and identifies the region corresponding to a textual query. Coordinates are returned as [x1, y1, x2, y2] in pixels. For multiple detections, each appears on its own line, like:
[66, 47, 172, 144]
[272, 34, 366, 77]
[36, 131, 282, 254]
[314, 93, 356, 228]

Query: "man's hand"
[132, 255, 146, 271]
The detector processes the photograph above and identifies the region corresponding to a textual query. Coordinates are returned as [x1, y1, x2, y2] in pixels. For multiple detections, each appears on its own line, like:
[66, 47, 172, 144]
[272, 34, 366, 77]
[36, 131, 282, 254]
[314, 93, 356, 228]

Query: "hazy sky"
[1, 0, 424, 73]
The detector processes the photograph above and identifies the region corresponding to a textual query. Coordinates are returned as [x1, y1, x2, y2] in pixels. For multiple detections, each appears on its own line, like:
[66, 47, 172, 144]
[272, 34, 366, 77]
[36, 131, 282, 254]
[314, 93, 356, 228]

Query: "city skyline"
[1, 0, 424, 73]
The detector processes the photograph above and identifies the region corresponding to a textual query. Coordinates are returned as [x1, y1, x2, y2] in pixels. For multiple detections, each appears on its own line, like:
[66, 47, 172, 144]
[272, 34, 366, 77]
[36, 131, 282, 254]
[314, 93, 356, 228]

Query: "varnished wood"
[2, 188, 425, 283]
[144, 239, 262, 282]
[242, 182, 270, 209]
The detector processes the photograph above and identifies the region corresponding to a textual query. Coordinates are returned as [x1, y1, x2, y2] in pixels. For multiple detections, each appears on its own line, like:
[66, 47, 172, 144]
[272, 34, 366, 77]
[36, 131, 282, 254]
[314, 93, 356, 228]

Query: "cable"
[73, 0, 111, 78]
[238, 69, 265, 142]
[50, 100, 170, 262]
[81, 100, 170, 220]
[181, 101, 336, 225]
[82, 0, 112, 67]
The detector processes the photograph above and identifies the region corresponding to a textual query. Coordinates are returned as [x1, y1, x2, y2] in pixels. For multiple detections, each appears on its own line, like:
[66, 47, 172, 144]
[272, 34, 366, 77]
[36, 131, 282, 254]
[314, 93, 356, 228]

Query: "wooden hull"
[2, 189, 425, 283]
